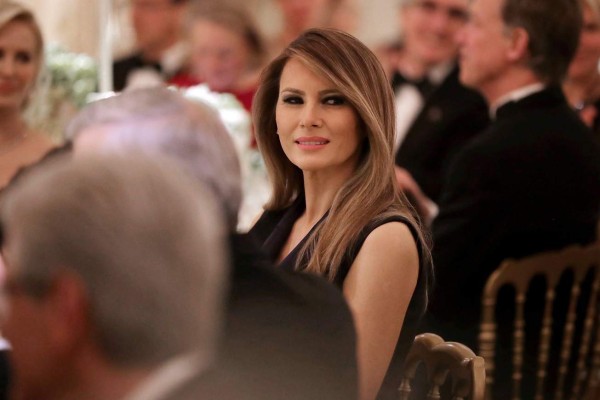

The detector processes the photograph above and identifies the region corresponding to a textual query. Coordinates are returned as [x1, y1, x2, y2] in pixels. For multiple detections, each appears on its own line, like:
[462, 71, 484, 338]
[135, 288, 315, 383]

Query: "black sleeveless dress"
[249, 197, 429, 400]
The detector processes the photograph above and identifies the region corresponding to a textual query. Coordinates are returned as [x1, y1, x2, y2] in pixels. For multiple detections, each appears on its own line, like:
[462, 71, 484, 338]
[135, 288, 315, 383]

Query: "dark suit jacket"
[113, 53, 162, 92]
[0, 234, 357, 400]
[193, 234, 358, 400]
[394, 66, 490, 202]
[426, 86, 600, 351]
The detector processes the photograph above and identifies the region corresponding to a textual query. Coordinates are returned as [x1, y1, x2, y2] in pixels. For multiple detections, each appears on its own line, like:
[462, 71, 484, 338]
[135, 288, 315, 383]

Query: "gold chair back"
[399, 333, 486, 400]
[479, 244, 600, 400]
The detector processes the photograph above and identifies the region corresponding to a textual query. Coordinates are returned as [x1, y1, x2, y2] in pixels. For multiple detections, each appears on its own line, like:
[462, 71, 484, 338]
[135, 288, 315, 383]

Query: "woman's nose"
[0, 57, 15, 76]
[300, 103, 323, 128]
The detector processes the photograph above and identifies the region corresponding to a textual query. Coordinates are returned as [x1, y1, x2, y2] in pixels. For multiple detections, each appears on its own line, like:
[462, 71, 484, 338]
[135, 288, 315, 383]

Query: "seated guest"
[384, 0, 489, 221]
[248, 28, 431, 400]
[170, 3, 265, 113]
[425, 0, 600, 395]
[113, 0, 189, 91]
[564, 0, 600, 137]
[66, 87, 358, 400]
[0, 154, 229, 400]
[0, 1, 55, 188]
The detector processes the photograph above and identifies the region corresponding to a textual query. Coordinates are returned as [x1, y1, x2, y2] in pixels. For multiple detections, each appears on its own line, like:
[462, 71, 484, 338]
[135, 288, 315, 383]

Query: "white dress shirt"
[122, 353, 207, 400]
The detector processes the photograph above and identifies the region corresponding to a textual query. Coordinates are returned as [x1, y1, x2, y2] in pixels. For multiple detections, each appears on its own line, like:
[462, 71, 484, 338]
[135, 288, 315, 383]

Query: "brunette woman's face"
[190, 19, 250, 92]
[0, 20, 38, 111]
[568, 4, 600, 81]
[275, 58, 363, 177]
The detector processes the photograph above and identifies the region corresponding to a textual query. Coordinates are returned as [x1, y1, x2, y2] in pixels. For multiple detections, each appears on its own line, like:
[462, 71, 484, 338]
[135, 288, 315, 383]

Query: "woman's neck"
[302, 169, 352, 226]
[0, 110, 28, 145]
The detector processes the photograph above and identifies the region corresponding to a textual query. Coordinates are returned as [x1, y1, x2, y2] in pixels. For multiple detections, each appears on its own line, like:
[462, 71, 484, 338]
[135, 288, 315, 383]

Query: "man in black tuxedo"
[390, 0, 490, 213]
[113, 0, 188, 91]
[425, 0, 600, 391]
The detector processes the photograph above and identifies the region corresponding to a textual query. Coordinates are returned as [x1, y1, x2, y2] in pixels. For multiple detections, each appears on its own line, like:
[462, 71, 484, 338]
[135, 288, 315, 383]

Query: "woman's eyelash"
[281, 94, 346, 105]
[16, 52, 31, 63]
[282, 95, 303, 104]
[323, 96, 346, 105]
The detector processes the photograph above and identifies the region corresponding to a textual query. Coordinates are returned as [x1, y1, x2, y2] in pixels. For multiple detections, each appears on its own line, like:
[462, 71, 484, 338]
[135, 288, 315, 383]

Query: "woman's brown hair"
[253, 28, 430, 280]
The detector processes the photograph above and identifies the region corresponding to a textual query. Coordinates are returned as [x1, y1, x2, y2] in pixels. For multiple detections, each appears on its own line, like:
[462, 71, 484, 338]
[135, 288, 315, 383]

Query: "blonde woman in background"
[564, 0, 600, 136]
[0, 1, 54, 188]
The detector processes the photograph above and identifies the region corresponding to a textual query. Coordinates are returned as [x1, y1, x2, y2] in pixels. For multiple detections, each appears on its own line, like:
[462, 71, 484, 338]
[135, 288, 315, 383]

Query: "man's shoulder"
[222, 235, 358, 400]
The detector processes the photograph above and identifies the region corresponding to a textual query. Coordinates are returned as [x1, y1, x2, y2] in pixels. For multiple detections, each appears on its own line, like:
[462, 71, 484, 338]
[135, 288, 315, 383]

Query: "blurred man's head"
[130, 0, 188, 59]
[67, 88, 242, 230]
[399, 0, 469, 68]
[457, 0, 582, 102]
[0, 154, 228, 399]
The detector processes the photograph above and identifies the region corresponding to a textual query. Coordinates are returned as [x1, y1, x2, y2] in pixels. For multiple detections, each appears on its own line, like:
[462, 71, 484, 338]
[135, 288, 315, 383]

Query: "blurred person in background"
[564, 0, 600, 137]
[67, 87, 358, 400]
[113, 0, 189, 91]
[426, 0, 600, 396]
[0, 1, 54, 189]
[270, 0, 357, 57]
[0, 154, 229, 400]
[170, 3, 266, 113]
[380, 0, 489, 223]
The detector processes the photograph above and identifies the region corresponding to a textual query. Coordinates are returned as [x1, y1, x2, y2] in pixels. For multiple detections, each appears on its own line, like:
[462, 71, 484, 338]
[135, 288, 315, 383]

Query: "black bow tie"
[391, 71, 434, 97]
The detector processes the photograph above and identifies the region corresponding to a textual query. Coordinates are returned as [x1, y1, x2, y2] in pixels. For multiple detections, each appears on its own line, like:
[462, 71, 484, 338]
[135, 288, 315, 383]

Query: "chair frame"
[479, 244, 600, 400]
[399, 333, 486, 400]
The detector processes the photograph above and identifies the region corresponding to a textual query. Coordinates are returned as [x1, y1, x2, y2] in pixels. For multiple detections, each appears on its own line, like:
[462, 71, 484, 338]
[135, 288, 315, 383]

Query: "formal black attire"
[196, 233, 358, 400]
[393, 66, 490, 202]
[249, 198, 429, 400]
[113, 53, 163, 92]
[425, 86, 600, 397]
[585, 98, 600, 140]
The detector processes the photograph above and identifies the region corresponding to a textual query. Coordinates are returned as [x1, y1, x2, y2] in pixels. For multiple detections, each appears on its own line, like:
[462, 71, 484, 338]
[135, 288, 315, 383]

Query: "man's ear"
[45, 271, 91, 354]
[506, 26, 530, 62]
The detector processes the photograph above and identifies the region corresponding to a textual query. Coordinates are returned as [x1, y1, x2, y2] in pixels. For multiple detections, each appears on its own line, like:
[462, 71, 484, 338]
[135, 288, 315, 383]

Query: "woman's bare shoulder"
[363, 221, 419, 262]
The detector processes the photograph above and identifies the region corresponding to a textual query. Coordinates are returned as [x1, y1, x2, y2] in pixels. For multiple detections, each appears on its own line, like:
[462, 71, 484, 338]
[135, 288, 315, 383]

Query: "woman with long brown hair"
[249, 28, 431, 400]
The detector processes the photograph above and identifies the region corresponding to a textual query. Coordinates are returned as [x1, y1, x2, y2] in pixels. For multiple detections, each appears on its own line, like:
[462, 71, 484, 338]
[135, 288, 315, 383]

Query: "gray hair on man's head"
[66, 88, 242, 230]
[0, 153, 229, 366]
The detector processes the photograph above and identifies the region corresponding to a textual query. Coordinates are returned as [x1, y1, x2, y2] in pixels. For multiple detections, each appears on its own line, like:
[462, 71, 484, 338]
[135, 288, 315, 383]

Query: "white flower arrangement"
[45, 44, 98, 108]
[26, 44, 98, 141]
[182, 84, 270, 232]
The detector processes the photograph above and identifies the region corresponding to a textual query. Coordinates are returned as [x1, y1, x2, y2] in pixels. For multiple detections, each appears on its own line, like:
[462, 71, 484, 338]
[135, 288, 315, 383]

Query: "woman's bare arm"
[343, 221, 419, 400]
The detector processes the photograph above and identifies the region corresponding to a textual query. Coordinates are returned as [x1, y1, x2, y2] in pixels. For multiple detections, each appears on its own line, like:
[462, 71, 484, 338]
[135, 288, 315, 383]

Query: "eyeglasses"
[412, 0, 470, 23]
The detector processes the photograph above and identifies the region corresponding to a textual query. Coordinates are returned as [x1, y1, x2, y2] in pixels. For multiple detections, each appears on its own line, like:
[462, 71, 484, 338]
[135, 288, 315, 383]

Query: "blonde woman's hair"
[0, 2, 43, 54]
[0, 2, 44, 101]
[253, 28, 429, 281]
